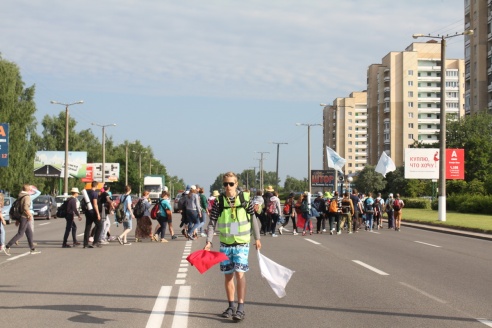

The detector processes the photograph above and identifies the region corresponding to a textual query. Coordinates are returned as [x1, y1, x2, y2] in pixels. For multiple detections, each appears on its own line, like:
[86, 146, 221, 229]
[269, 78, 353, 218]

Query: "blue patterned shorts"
[219, 243, 250, 274]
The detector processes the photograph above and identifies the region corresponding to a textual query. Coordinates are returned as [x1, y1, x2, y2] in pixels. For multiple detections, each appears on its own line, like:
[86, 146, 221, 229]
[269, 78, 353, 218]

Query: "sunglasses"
[223, 182, 235, 187]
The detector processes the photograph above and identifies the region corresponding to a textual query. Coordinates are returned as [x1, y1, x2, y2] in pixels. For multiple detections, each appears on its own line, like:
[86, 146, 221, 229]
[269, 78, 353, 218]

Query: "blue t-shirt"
[158, 199, 172, 218]
[120, 194, 132, 215]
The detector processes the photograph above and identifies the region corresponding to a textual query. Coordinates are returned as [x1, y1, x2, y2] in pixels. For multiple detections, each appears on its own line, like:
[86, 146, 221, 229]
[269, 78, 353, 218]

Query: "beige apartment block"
[464, 0, 491, 114]
[366, 41, 465, 167]
[322, 91, 367, 176]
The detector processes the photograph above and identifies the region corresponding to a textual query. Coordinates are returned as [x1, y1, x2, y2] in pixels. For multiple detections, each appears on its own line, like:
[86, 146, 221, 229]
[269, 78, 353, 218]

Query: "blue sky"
[1, 0, 465, 193]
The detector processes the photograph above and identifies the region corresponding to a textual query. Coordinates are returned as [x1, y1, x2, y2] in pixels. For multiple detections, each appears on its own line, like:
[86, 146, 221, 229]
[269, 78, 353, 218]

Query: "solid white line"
[477, 318, 492, 327]
[399, 282, 447, 304]
[7, 252, 30, 261]
[171, 286, 191, 328]
[414, 241, 441, 248]
[305, 239, 321, 245]
[39, 222, 50, 226]
[146, 286, 172, 328]
[352, 260, 389, 276]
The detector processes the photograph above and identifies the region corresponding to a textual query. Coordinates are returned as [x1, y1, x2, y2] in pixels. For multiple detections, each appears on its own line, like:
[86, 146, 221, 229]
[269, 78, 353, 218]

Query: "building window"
[408, 112, 414, 118]
[408, 81, 413, 86]
[408, 70, 413, 76]
[408, 102, 414, 107]
[409, 123, 414, 128]
[408, 91, 413, 97]
[408, 134, 414, 139]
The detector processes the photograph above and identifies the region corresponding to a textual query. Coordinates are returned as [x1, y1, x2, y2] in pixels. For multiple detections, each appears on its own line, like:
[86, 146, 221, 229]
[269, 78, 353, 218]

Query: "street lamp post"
[91, 123, 116, 184]
[296, 123, 322, 194]
[412, 29, 473, 222]
[270, 142, 288, 191]
[255, 152, 269, 191]
[50, 100, 84, 195]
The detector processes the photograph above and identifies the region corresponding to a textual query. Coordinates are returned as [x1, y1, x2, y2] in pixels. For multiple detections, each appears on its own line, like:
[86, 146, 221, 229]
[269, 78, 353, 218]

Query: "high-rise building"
[322, 91, 367, 176]
[366, 41, 465, 166]
[464, 0, 491, 114]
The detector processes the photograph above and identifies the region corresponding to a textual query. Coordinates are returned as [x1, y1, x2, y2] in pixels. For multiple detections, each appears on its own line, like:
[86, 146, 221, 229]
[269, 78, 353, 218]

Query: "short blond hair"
[223, 172, 237, 182]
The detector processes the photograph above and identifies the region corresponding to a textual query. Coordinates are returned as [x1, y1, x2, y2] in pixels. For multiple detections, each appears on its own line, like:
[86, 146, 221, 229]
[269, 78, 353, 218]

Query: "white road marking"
[414, 241, 442, 248]
[175, 279, 186, 285]
[399, 282, 447, 304]
[178, 268, 188, 273]
[179, 263, 188, 267]
[352, 260, 389, 276]
[171, 286, 191, 328]
[176, 273, 187, 279]
[305, 239, 321, 245]
[39, 222, 50, 226]
[477, 318, 492, 327]
[145, 286, 172, 328]
[7, 252, 31, 261]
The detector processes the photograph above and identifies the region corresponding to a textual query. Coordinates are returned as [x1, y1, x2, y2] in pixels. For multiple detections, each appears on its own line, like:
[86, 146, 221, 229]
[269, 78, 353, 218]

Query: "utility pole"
[271, 142, 288, 191]
[256, 152, 269, 191]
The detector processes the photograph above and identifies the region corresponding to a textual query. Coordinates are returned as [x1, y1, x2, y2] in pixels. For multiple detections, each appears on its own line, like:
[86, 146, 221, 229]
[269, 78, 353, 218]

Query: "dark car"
[33, 195, 58, 220]
[173, 192, 183, 213]
[2, 196, 16, 224]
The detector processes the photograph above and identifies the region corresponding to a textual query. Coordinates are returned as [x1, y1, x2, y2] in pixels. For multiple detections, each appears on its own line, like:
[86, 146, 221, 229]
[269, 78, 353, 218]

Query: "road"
[1, 215, 491, 328]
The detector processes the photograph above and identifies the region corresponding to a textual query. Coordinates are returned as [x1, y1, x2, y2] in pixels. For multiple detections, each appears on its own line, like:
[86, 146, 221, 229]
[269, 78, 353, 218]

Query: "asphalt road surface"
[1, 215, 491, 328]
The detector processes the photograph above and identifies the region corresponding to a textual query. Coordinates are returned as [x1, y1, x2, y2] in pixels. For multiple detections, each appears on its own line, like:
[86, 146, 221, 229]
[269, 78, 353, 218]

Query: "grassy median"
[398, 208, 492, 234]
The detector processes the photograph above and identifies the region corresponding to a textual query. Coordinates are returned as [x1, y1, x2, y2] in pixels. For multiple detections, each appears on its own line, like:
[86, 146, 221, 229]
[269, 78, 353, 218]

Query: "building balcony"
[419, 128, 439, 135]
[418, 76, 441, 82]
[384, 87, 390, 92]
[488, 66, 492, 74]
[418, 108, 440, 114]
[384, 107, 390, 113]
[488, 49, 492, 57]
[418, 118, 440, 124]
[418, 86, 441, 92]
[384, 97, 390, 102]
[384, 76, 390, 82]
[488, 83, 492, 92]
[418, 97, 440, 103]
[489, 32, 492, 41]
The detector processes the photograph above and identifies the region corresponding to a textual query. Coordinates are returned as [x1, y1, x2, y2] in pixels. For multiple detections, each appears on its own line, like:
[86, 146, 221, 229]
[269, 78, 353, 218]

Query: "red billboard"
[446, 149, 464, 180]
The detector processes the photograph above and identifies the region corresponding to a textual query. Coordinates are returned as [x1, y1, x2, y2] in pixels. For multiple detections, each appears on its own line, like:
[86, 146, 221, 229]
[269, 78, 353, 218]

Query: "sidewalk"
[400, 220, 492, 242]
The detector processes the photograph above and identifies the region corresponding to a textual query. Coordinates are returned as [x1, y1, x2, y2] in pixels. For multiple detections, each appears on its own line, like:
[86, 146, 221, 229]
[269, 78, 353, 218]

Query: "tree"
[354, 165, 386, 195]
[382, 166, 406, 196]
[283, 175, 307, 192]
[0, 55, 39, 194]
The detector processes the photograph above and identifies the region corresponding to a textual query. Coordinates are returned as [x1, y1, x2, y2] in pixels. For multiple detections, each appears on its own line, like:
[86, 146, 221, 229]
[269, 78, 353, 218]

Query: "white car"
[55, 195, 81, 214]
[2, 196, 16, 224]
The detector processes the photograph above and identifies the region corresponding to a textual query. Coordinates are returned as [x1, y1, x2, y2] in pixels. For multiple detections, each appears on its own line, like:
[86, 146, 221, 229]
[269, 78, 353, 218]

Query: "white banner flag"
[326, 147, 346, 172]
[375, 152, 396, 177]
[257, 251, 295, 298]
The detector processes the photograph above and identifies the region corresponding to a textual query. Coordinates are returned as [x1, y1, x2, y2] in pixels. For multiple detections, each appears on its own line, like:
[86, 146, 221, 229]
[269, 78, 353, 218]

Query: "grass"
[398, 208, 492, 234]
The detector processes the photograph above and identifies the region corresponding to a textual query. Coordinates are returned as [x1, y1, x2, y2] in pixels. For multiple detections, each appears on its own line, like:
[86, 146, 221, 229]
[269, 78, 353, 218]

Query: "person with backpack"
[186, 185, 203, 240]
[280, 192, 297, 235]
[84, 181, 103, 249]
[199, 187, 209, 238]
[327, 191, 341, 235]
[97, 184, 113, 244]
[268, 191, 282, 237]
[116, 185, 135, 245]
[393, 193, 405, 231]
[4, 184, 41, 255]
[363, 192, 375, 232]
[338, 192, 354, 234]
[178, 188, 189, 238]
[374, 193, 384, 230]
[385, 193, 395, 229]
[203, 171, 261, 322]
[61, 187, 83, 248]
[154, 190, 173, 242]
[313, 192, 327, 234]
[350, 189, 363, 232]
[134, 191, 153, 242]
[261, 186, 274, 235]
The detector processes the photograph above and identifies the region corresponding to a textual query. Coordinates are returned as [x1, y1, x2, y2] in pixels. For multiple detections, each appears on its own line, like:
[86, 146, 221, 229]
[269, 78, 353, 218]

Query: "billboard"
[311, 169, 336, 188]
[34, 151, 87, 178]
[0, 123, 9, 167]
[404, 148, 464, 180]
[81, 163, 120, 182]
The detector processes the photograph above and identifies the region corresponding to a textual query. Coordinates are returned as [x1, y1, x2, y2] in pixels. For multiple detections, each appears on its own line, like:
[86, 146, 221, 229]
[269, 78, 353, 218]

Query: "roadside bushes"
[402, 198, 431, 209]
[430, 194, 492, 215]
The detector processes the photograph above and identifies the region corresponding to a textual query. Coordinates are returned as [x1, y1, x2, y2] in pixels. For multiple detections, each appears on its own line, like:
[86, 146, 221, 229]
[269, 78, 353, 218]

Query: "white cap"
[190, 185, 197, 190]
[163, 186, 169, 192]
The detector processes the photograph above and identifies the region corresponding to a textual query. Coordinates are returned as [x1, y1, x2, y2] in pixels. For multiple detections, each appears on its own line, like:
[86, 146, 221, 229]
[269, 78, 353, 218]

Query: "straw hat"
[212, 190, 220, 197]
[265, 185, 274, 192]
[70, 187, 80, 194]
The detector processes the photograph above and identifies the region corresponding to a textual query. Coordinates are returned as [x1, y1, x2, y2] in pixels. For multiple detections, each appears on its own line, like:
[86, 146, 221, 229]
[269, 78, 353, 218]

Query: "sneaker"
[330, 230, 334, 235]
[293, 231, 298, 235]
[94, 243, 103, 248]
[272, 234, 278, 237]
[123, 242, 132, 246]
[200, 233, 207, 238]
[73, 242, 81, 246]
[160, 239, 168, 243]
[322, 229, 326, 232]
[117, 236, 123, 245]
[100, 240, 109, 245]
[336, 231, 341, 235]
[3, 247, 11, 256]
[62, 244, 72, 248]
[30, 249, 41, 254]
[171, 235, 178, 240]
[348, 231, 353, 234]
[278, 226, 283, 235]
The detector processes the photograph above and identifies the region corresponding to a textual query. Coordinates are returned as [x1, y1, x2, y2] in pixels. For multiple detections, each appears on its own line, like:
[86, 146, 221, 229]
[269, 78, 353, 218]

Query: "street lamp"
[412, 29, 473, 222]
[132, 150, 146, 196]
[91, 123, 116, 184]
[296, 123, 322, 194]
[50, 100, 84, 195]
[255, 152, 269, 191]
[270, 141, 288, 191]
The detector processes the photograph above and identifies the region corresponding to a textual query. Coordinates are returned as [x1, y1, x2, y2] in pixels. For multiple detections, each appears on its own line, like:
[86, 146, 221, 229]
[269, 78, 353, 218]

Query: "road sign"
[0, 123, 9, 167]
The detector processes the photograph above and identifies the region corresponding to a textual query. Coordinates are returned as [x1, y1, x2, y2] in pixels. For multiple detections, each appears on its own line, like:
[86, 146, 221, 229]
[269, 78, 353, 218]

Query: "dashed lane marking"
[352, 260, 389, 276]
[414, 241, 442, 248]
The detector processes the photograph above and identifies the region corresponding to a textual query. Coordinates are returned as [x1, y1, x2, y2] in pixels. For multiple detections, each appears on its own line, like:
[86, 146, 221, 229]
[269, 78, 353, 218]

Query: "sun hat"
[70, 187, 80, 194]
[265, 185, 274, 192]
[212, 190, 220, 197]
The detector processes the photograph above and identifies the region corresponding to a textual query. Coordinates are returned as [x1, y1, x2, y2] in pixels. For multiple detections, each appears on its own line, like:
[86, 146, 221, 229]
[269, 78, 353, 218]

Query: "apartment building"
[366, 41, 465, 167]
[322, 91, 367, 176]
[464, 0, 491, 114]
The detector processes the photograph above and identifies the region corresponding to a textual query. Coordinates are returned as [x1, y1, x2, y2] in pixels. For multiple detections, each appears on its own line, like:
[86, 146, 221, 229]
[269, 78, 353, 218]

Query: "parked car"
[2, 196, 16, 224]
[173, 192, 183, 213]
[111, 194, 138, 209]
[55, 195, 82, 214]
[33, 195, 58, 220]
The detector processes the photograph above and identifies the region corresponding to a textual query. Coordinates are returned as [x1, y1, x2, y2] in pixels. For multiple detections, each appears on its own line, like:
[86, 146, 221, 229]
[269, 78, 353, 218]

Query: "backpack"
[56, 199, 69, 218]
[80, 194, 90, 213]
[9, 195, 27, 221]
[385, 199, 393, 212]
[328, 199, 338, 213]
[133, 199, 145, 218]
[364, 198, 374, 213]
[341, 199, 351, 214]
[115, 195, 128, 223]
[150, 200, 161, 219]
[266, 200, 276, 215]
[393, 199, 401, 211]
[283, 200, 291, 215]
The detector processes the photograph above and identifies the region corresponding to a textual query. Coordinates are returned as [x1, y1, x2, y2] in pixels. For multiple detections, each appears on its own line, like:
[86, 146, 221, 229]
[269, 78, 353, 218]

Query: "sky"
[1, 0, 466, 193]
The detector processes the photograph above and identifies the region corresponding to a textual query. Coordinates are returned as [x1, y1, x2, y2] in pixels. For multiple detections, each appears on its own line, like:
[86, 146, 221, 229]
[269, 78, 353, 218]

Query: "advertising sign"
[404, 148, 439, 179]
[446, 149, 465, 180]
[34, 151, 87, 178]
[0, 123, 9, 167]
[311, 169, 336, 188]
[81, 163, 120, 182]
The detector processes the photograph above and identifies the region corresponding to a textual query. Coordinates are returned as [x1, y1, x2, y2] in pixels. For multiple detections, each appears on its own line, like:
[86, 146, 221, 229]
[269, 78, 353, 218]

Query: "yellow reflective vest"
[217, 192, 251, 244]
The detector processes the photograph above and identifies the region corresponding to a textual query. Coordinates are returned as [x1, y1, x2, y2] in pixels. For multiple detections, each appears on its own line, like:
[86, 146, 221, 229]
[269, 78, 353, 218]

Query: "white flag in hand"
[257, 251, 295, 298]
[375, 152, 396, 177]
[326, 147, 346, 172]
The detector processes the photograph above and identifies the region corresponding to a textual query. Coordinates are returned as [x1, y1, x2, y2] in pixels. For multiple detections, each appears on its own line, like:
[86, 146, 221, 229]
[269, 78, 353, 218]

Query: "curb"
[399, 220, 492, 242]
